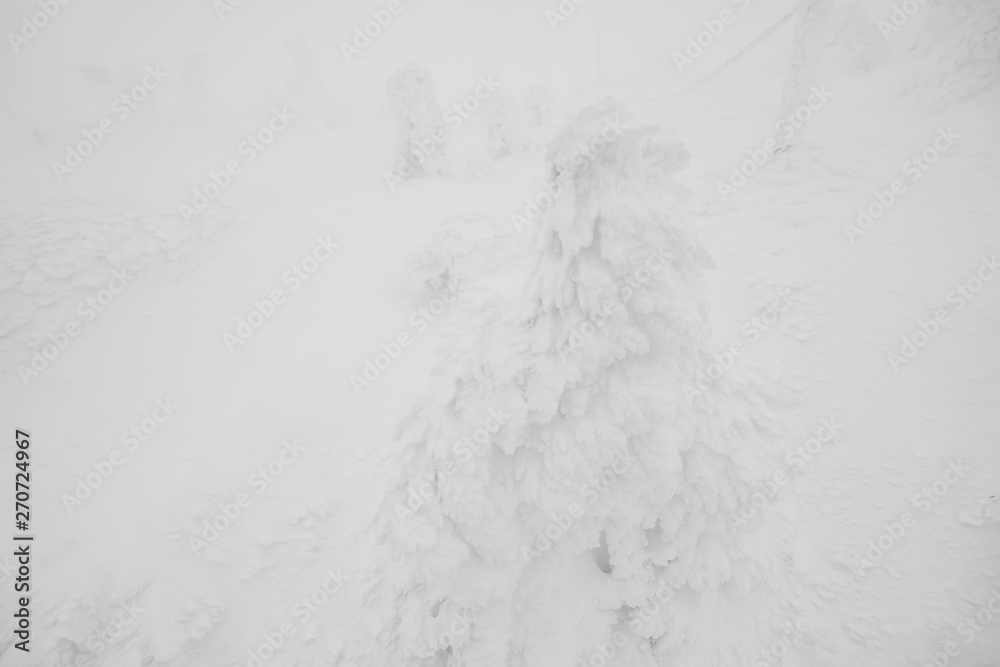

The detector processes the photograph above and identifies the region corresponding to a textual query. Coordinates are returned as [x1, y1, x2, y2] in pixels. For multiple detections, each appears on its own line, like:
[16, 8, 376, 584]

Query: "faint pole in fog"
[0, 89, 46, 148]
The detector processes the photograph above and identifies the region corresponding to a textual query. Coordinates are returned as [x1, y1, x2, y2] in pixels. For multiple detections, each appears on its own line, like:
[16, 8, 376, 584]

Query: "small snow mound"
[958, 496, 1000, 527]
[406, 211, 522, 295]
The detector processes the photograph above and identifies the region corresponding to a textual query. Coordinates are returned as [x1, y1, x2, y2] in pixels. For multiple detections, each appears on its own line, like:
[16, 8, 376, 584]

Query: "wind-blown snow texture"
[1, 0, 999, 666]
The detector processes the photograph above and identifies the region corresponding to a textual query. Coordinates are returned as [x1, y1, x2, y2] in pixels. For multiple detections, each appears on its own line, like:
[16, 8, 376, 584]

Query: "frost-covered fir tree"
[481, 89, 525, 158]
[385, 64, 449, 181]
[356, 98, 807, 667]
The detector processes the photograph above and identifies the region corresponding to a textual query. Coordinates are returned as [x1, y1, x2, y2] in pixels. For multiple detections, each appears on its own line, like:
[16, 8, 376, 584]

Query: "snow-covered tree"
[523, 85, 554, 128]
[385, 63, 449, 180]
[481, 89, 525, 158]
[356, 97, 804, 666]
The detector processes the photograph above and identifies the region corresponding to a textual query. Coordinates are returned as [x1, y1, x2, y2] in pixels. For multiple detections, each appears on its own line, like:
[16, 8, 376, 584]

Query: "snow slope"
[1, 0, 999, 665]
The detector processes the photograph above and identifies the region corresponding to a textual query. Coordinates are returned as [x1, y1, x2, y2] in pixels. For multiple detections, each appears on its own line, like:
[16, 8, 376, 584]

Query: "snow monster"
[355, 98, 809, 667]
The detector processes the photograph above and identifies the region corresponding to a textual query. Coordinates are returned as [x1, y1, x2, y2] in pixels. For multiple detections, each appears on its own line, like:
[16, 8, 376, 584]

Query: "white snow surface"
[1, 0, 999, 665]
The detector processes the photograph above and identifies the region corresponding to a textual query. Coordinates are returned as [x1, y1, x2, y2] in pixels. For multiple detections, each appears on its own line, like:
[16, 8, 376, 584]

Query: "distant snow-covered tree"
[356, 98, 803, 666]
[385, 64, 449, 181]
[481, 89, 525, 158]
[173, 52, 228, 125]
[523, 85, 554, 128]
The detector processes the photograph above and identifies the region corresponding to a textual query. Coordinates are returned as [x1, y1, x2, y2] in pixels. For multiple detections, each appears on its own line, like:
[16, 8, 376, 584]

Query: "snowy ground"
[1, 0, 999, 665]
